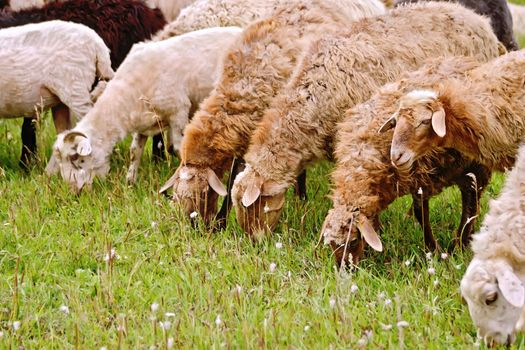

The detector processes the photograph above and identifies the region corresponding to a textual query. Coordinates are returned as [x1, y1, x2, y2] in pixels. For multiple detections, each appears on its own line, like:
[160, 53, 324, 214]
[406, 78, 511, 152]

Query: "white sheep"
[0, 20, 113, 163]
[460, 144, 525, 347]
[152, 0, 286, 40]
[7, 0, 44, 10]
[145, 0, 196, 22]
[50, 26, 242, 192]
[509, 2, 525, 38]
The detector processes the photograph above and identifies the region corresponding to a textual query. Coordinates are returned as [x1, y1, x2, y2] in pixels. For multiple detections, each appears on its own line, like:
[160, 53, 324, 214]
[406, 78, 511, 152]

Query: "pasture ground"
[1, 3, 525, 347]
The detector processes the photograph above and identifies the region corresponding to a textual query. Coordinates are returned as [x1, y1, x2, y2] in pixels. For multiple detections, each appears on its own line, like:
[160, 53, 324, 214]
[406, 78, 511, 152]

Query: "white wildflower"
[427, 267, 435, 276]
[357, 338, 367, 346]
[364, 330, 373, 339]
[381, 324, 393, 331]
[59, 305, 70, 314]
[104, 248, 119, 262]
[378, 292, 386, 299]
[329, 298, 336, 308]
[350, 284, 358, 294]
[151, 221, 158, 229]
[215, 315, 222, 326]
[275, 242, 283, 249]
[384, 298, 392, 306]
[165, 312, 176, 318]
[441, 253, 448, 260]
[287, 271, 292, 278]
[404, 259, 411, 267]
[167, 337, 175, 349]
[455, 264, 462, 270]
[157, 141, 163, 150]
[6, 132, 13, 141]
[269, 262, 277, 273]
[236, 285, 242, 295]
[0, 331, 3, 337]
[425, 252, 432, 260]
[151, 302, 159, 313]
[117, 325, 124, 332]
[263, 204, 270, 213]
[159, 321, 171, 330]
[100, 347, 107, 350]
[397, 321, 409, 328]
[12, 321, 20, 331]
[304, 325, 310, 332]
[417, 187, 423, 195]
[189, 211, 198, 219]
[433, 279, 439, 286]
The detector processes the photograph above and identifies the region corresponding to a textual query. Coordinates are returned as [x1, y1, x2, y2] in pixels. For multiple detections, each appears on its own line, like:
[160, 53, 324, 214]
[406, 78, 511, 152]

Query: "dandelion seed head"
[59, 305, 70, 314]
[397, 321, 409, 328]
[151, 302, 159, 313]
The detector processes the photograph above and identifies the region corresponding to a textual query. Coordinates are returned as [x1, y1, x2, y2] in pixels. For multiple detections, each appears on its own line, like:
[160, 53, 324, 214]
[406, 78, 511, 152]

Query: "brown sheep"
[159, 0, 386, 226]
[231, 2, 502, 238]
[322, 56, 493, 266]
[385, 49, 525, 172]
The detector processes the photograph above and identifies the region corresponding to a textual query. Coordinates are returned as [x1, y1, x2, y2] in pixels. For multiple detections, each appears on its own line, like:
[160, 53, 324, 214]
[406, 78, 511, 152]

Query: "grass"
[1, 31, 525, 350]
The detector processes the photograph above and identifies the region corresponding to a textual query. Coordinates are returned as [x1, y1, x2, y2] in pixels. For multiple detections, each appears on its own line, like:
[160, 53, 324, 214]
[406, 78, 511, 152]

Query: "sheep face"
[159, 165, 227, 223]
[321, 207, 382, 266]
[379, 89, 446, 169]
[231, 165, 286, 238]
[51, 131, 109, 193]
[461, 258, 525, 347]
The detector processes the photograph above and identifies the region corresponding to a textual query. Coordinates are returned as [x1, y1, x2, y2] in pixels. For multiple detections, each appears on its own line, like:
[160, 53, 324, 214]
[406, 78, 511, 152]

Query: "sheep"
[321, 56, 493, 266]
[385, 49, 525, 174]
[152, 0, 280, 41]
[0, 20, 114, 163]
[0, 0, 167, 166]
[509, 2, 525, 38]
[49, 27, 242, 192]
[394, 0, 518, 51]
[158, 0, 387, 226]
[460, 144, 525, 347]
[145, 0, 196, 22]
[231, 2, 502, 238]
[4, 0, 44, 10]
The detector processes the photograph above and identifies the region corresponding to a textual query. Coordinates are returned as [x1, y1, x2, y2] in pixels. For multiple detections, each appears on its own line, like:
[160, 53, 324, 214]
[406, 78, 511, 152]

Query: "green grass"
[0, 113, 515, 349]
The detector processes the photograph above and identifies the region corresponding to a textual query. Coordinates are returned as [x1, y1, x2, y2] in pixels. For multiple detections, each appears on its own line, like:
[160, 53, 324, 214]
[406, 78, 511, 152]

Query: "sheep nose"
[391, 151, 404, 166]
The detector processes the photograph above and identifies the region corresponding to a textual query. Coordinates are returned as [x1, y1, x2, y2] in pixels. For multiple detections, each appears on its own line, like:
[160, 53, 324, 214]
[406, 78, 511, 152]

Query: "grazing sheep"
[386, 50, 525, 173]
[460, 144, 525, 347]
[509, 2, 525, 38]
[152, 0, 280, 41]
[231, 2, 502, 238]
[4, 0, 44, 10]
[0, 20, 113, 161]
[395, 0, 518, 51]
[0, 0, 167, 166]
[50, 27, 242, 192]
[321, 56, 492, 266]
[158, 0, 386, 225]
[145, 0, 196, 22]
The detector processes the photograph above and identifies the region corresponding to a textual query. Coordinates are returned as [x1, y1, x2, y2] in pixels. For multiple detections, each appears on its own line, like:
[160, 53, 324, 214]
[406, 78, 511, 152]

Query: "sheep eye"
[485, 292, 498, 305]
[419, 119, 431, 126]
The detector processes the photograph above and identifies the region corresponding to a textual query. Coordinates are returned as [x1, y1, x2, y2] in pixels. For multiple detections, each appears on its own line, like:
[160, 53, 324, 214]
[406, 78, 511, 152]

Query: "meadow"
[1, 3, 525, 348]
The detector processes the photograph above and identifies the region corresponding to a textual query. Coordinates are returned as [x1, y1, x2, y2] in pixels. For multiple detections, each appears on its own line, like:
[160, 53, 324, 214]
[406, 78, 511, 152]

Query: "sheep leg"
[411, 194, 439, 251]
[126, 133, 148, 184]
[215, 158, 245, 229]
[453, 165, 491, 250]
[19, 117, 37, 169]
[294, 170, 308, 200]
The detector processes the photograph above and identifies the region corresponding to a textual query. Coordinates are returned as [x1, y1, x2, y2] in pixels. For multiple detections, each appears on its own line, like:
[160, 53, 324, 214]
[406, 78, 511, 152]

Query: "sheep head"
[461, 257, 524, 347]
[231, 165, 286, 239]
[50, 130, 109, 193]
[159, 165, 227, 224]
[379, 89, 446, 170]
[321, 207, 382, 266]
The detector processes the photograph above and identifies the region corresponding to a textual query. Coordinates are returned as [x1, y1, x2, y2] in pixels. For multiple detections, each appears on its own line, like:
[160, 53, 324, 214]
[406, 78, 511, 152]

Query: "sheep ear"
[242, 178, 262, 207]
[265, 192, 285, 212]
[357, 214, 382, 252]
[498, 268, 525, 308]
[159, 172, 178, 194]
[378, 113, 397, 133]
[431, 107, 446, 137]
[207, 168, 227, 196]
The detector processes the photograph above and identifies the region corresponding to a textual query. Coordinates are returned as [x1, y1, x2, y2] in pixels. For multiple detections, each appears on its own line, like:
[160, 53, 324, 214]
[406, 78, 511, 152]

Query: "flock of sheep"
[2, 0, 525, 346]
